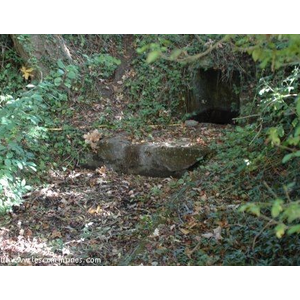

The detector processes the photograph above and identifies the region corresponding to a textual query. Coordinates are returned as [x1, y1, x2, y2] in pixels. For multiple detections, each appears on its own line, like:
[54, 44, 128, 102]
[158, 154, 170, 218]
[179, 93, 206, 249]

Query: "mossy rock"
[82, 136, 212, 177]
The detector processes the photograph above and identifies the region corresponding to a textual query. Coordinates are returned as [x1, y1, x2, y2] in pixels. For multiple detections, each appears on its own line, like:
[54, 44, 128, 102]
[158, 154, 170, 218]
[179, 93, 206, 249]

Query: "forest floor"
[0, 37, 235, 265]
[0, 124, 230, 266]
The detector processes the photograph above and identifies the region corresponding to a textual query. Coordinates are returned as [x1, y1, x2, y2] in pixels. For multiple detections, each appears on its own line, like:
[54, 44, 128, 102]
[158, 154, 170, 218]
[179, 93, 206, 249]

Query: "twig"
[263, 181, 278, 199]
[283, 186, 292, 203]
[252, 219, 275, 250]
[148, 123, 182, 128]
[47, 125, 111, 131]
[249, 122, 262, 146]
[232, 114, 260, 120]
[194, 35, 205, 45]
[162, 36, 229, 64]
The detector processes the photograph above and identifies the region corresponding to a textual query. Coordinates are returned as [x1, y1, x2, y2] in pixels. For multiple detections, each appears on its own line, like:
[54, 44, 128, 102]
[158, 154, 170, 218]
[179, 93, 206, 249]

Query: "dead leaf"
[88, 205, 102, 214]
[201, 232, 214, 239]
[201, 226, 223, 241]
[152, 228, 160, 237]
[83, 129, 102, 150]
[213, 226, 223, 240]
[96, 166, 107, 176]
[200, 194, 207, 201]
[20, 66, 34, 80]
[187, 220, 198, 229]
[185, 242, 201, 259]
[51, 230, 62, 239]
[179, 228, 190, 235]
[24, 228, 33, 238]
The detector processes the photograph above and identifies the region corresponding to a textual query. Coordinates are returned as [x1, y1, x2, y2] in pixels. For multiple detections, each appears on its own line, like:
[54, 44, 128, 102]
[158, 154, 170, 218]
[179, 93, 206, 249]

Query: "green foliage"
[124, 35, 255, 135]
[51, 59, 80, 89]
[236, 34, 300, 70]
[123, 35, 191, 129]
[240, 68, 300, 238]
[153, 34, 300, 265]
[195, 36, 300, 243]
[0, 39, 83, 212]
[0, 52, 24, 95]
[83, 53, 121, 79]
[63, 34, 124, 57]
[2, 34, 300, 265]
[79, 53, 121, 98]
[62, 34, 123, 98]
[0, 91, 46, 213]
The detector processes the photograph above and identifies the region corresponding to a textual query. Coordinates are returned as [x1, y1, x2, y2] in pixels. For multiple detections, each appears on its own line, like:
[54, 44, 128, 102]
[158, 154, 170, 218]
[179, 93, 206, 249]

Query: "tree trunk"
[11, 34, 73, 80]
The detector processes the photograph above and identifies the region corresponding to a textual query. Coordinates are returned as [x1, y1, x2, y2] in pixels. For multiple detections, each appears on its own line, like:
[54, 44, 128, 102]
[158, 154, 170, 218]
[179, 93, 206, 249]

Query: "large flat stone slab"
[82, 136, 211, 177]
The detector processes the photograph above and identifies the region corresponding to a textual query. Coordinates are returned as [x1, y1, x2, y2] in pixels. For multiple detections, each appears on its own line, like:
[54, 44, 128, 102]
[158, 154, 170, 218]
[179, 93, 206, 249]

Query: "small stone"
[184, 120, 199, 127]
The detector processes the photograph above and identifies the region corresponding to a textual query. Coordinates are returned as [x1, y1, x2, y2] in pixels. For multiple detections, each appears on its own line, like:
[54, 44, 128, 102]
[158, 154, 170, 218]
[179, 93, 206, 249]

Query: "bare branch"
[162, 35, 229, 64]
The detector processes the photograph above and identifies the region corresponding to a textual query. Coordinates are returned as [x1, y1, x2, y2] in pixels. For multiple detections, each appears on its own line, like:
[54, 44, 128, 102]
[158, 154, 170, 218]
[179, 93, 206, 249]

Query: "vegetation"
[0, 34, 300, 265]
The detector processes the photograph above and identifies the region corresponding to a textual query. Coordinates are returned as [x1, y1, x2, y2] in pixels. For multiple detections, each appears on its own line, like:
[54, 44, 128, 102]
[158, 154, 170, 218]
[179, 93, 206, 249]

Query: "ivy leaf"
[170, 49, 182, 60]
[287, 224, 300, 235]
[67, 71, 76, 80]
[252, 48, 262, 62]
[20, 66, 34, 80]
[283, 151, 300, 164]
[295, 125, 300, 137]
[240, 203, 261, 216]
[4, 159, 11, 167]
[146, 51, 161, 64]
[285, 204, 300, 223]
[16, 160, 23, 170]
[54, 77, 62, 86]
[57, 60, 65, 69]
[282, 153, 293, 164]
[275, 223, 287, 238]
[268, 127, 281, 146]
[271, 198, 284, 218]
[249, 205, 260, 217]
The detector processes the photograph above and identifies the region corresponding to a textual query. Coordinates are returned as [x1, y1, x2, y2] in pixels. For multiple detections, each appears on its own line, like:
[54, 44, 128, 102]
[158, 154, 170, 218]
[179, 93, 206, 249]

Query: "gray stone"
[185, 120, 199, 127]
[81, 136, 211, 177]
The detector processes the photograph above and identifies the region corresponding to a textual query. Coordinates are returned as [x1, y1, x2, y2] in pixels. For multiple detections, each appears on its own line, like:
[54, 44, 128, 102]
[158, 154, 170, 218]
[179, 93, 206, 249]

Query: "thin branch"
[252, 219, 275, 250]
[250, 122, 263, 146]
[162, 36, 229, 64]
[194, 34, 205, 45]
[263, 181, 279, 199]
[233, 114, 261, 120]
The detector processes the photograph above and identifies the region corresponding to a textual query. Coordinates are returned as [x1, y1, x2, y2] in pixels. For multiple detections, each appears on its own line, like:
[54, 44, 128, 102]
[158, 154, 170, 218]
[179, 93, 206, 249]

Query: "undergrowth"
[123, 35, 300, 265]
[1, 34, 300, 265]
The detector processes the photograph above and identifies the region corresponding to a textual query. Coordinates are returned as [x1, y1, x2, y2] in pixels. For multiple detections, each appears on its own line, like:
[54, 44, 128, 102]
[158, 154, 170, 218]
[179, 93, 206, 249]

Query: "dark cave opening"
[191, 108, 239, 125]
[186, 68, 241, 125]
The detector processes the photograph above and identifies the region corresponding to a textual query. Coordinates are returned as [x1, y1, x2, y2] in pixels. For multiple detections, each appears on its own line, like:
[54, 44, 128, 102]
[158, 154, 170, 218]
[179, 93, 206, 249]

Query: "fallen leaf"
[83, 129, 102, 150]
[20, 66, 34, 80]
[51, 230, 62, 239]
[202, 226, 223, 241]
[179, 228, 190, 235]
[88, 205, 102, 214]
[152, 228, 160, 237]
[24, 228, 33, 238]
[202, 232, 214, 239]
[213, 226, 223, 240]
